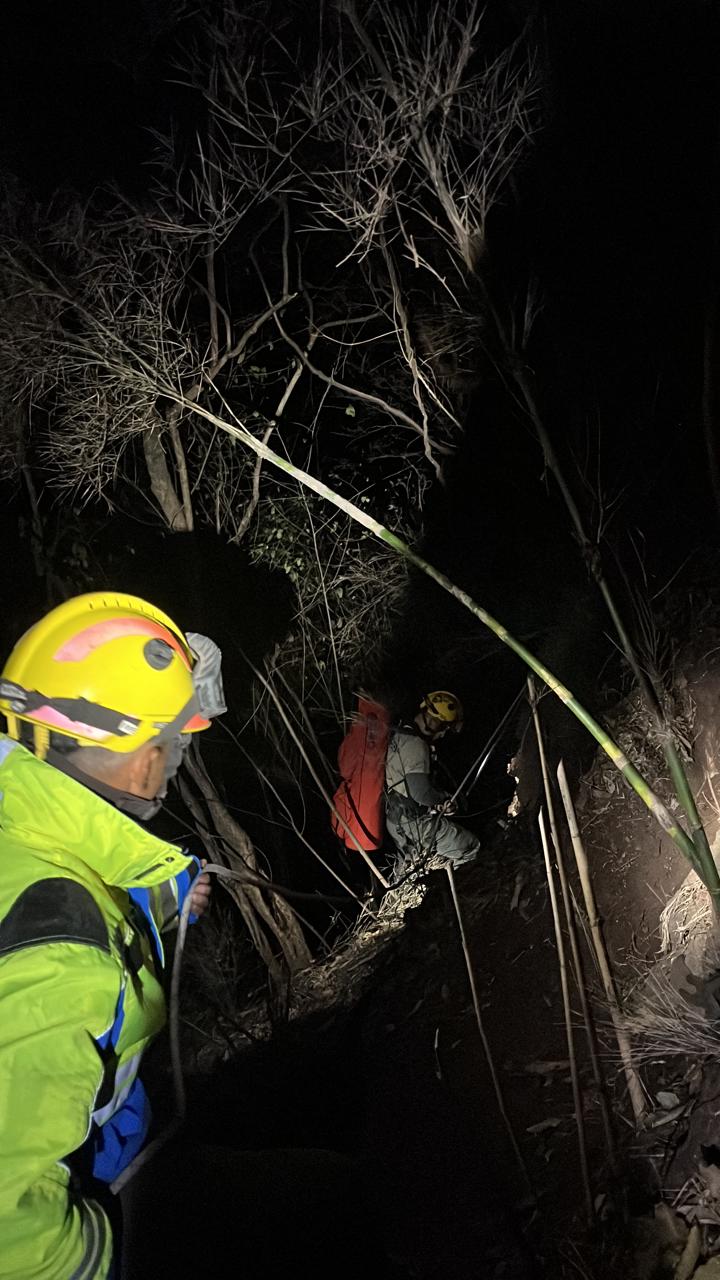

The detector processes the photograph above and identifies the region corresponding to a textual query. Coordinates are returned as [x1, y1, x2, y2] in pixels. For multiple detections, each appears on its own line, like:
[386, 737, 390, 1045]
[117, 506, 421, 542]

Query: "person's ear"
[126, 743, 166, 799]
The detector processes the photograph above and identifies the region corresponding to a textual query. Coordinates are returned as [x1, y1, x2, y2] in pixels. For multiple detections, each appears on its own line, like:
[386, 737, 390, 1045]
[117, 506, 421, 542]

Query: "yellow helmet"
[0, 592, 210, 759]
[421, 690, 463, 728]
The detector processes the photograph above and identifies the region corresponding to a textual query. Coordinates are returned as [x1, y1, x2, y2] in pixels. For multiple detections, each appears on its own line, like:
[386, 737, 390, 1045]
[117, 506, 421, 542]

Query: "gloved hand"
[186, 632, 227, 719]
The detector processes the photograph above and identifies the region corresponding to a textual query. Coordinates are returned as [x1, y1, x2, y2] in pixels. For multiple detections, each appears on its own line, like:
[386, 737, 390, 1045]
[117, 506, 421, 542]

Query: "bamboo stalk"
[445, 864, 533, 1199]
[171, 393, 717, 897]
[664, 744, 720, 921]
[538, 809, 593, 1223]
[500, 327, 718, 896]
[513, 360, 719, 917]
[556, 759, 647, 1125]
[528, 680, 616, 1170]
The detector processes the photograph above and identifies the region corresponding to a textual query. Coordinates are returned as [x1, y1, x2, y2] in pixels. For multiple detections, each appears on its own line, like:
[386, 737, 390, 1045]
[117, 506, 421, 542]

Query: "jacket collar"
[0, 736, 191, 889]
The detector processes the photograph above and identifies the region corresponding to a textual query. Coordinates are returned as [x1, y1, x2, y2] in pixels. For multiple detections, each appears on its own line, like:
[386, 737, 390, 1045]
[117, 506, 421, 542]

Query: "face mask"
[157, 733, 191, 801]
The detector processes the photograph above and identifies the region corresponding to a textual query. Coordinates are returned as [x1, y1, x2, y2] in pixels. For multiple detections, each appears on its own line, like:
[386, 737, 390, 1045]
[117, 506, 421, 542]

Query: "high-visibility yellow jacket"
[0, 736, 198, 1279]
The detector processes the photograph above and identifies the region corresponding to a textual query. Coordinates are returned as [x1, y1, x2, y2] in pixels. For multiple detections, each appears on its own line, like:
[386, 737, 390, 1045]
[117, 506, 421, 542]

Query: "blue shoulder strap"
[95, 981, 127, 1053]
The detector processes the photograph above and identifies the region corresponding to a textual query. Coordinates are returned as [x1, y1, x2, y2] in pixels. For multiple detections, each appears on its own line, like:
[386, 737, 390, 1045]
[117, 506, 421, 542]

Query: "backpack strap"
[0, 878, 110, 959]
[340, 779, 383, 848]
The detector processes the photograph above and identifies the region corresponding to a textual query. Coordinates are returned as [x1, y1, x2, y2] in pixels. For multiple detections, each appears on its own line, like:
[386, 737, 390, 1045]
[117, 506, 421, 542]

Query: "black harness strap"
[341, 780, 383, 849]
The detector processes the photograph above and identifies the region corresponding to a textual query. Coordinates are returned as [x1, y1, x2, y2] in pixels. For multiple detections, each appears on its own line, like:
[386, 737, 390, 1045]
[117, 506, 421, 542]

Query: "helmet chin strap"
[46, 748, 162, 822]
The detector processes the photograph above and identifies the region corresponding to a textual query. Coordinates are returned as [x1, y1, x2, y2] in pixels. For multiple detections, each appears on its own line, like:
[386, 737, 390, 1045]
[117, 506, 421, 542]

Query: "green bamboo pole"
[502, 357, 720, 906]
[591, 565, 717, 899]
[664, 746, 718, 901]
[479, 282, 716, 904]
[171, 396, 717, 894]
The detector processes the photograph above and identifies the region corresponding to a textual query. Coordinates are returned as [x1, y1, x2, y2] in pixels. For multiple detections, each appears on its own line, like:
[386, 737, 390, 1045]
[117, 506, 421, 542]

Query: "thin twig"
[445, 863, 534, 1199]
[529, 679, 616, 1173]
[557, 758, 647, 1125]
[538, 807, 593, 1224]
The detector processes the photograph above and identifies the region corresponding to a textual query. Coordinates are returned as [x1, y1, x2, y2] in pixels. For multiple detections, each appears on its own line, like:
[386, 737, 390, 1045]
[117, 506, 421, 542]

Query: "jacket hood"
[0, 736, 192, 890]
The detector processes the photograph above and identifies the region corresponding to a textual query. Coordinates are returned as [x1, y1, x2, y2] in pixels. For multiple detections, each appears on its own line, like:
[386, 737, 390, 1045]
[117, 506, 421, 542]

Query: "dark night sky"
[0, 0, 184, 195]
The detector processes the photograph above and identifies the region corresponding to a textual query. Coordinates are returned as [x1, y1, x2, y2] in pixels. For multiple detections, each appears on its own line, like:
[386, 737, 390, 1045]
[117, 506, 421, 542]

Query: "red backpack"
[331, 696, 391, 851]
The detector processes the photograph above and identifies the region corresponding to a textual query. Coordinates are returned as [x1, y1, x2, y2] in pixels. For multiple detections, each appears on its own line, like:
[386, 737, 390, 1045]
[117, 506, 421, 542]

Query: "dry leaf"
[648, 1104, 687, 1128]
[526, 1118, 562, 1135]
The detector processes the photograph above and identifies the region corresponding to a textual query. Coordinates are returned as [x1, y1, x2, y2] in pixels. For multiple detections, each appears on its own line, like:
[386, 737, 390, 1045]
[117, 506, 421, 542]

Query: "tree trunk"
[179, 748, 312, 1019]
[143, 422, 193, 532]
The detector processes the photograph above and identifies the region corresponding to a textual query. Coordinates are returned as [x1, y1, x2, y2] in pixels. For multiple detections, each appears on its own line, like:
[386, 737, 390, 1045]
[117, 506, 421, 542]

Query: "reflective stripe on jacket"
[0, 736, 197, 1279]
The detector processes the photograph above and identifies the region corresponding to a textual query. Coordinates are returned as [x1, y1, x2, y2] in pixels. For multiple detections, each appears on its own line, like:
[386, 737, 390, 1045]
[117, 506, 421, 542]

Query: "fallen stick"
[529, 681, 616, 1170]
[538, 808, 594, 1223]
[445, 864, 534, 1199]
[556, 759, 647, 1125]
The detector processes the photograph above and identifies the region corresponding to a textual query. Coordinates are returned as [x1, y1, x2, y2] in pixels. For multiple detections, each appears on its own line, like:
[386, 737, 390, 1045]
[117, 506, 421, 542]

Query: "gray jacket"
[385, 726, 447, 810]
